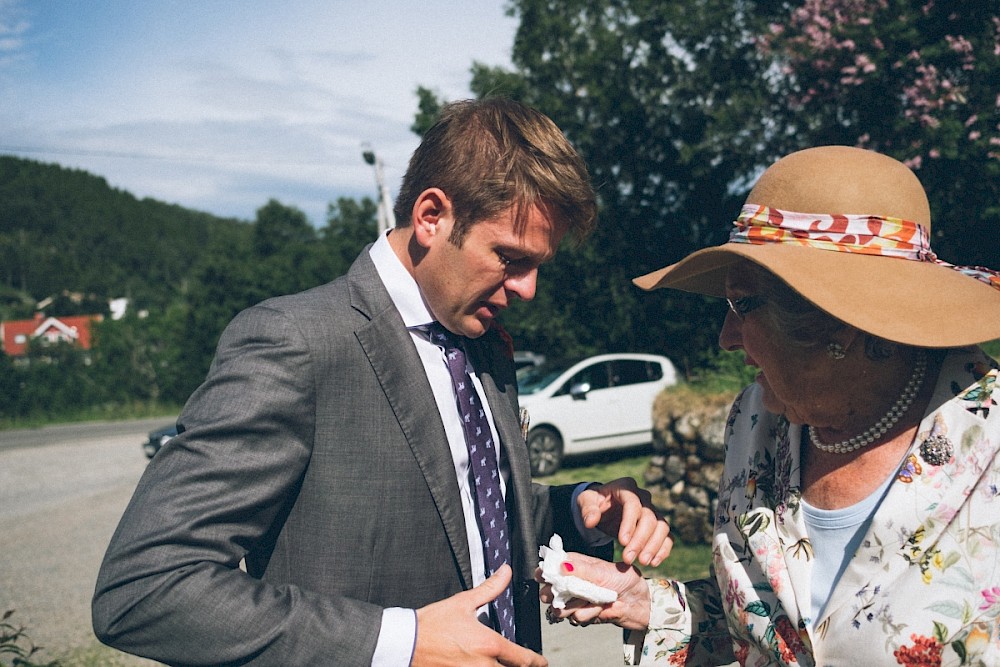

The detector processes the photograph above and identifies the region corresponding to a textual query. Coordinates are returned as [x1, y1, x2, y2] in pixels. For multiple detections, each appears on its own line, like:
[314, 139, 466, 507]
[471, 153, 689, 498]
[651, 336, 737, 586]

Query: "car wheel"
[527, 426, 563, 477]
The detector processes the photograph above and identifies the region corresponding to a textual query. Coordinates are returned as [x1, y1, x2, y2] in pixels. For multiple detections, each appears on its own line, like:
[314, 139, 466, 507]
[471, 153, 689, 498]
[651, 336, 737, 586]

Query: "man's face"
[416, 203, 567, 338]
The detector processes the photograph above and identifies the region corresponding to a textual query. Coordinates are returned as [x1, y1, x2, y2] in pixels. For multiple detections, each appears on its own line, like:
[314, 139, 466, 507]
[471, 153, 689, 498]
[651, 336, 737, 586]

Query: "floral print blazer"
[627, 347, 1000, 666]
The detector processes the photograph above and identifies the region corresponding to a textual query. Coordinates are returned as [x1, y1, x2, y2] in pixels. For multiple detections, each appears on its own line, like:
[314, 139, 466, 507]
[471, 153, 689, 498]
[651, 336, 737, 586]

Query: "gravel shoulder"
[0, 428, 163, 665]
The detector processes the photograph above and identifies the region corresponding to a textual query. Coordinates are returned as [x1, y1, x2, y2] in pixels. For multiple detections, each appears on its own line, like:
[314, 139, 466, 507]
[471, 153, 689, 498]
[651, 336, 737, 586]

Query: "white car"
[517, 353, 677, 476]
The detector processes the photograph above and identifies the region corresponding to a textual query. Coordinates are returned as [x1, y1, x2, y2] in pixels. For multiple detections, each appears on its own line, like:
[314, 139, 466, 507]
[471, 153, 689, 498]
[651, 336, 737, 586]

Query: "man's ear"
[411, 188, 453, 248]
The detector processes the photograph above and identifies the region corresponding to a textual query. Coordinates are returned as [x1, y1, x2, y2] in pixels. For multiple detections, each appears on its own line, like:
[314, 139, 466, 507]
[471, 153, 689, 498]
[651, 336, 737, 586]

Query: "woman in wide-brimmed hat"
[538, 146, 1000, 666]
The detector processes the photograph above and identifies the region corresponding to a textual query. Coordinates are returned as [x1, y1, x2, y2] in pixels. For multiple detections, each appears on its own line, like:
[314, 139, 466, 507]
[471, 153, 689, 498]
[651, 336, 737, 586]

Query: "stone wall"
[642, 387, 737, 545]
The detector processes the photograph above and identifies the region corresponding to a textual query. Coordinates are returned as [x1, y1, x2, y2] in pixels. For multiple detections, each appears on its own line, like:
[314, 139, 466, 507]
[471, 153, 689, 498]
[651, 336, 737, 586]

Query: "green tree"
[760, 0, 1000, 267]
[321, 196, 379, 275]
[168, 230, 259, 403]
[418, 0, 998, 370]
[0, 155, 249, 312]
[12, 339, 101, 418]
[461, 0, 783, 370]
[411, 87, 446, 137]
[0, 160, 361, 419]
[165, 197, 376, 404]
[253, 198, 317, 258]
[0, 351, 18, 420]
[89, 313, 164, 404]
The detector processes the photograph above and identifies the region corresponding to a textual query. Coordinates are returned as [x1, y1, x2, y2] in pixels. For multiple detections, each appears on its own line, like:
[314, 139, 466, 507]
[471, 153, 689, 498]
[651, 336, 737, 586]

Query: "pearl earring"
[826, 342, 846, 360]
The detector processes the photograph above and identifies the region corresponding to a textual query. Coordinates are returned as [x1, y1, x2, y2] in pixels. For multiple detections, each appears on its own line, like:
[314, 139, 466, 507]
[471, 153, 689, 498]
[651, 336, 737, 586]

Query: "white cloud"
[0, 0, 518, 225]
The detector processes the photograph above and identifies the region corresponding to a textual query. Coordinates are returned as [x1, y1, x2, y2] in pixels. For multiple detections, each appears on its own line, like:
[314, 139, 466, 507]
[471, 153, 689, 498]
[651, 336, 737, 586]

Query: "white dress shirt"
[367, 232, 602, 665]
[368, 231, 509, 665]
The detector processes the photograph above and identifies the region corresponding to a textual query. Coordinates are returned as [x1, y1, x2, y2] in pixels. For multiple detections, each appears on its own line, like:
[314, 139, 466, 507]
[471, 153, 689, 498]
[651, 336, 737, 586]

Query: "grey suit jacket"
[93, 248, 606, 666]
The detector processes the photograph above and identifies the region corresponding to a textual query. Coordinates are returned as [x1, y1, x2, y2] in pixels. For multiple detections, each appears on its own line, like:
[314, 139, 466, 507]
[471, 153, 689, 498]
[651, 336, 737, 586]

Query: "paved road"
[0, 420, 622, 666]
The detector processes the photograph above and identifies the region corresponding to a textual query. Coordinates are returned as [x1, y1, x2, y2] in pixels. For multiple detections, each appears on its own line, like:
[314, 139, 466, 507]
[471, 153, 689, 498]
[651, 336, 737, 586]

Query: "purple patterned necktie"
[425, 322, 516, 641]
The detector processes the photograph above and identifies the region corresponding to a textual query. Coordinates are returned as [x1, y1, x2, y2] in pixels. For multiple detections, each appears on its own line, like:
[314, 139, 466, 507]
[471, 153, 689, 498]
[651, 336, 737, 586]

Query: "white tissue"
[538, 534, 618, 609]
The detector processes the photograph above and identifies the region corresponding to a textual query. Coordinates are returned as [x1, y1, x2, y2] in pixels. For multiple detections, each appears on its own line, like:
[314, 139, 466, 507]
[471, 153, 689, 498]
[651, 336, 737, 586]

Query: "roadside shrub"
[1, 610, 60, 667]
[687, 348, 757, 394]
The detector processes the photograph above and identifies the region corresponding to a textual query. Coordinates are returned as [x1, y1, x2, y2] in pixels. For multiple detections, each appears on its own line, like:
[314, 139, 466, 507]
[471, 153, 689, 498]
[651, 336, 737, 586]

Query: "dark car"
[142, 423, 178, 459]
[513, 351, 546, 372]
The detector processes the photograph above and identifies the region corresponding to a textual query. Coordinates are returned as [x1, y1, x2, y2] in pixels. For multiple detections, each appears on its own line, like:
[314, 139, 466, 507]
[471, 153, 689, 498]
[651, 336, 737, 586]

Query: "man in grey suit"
[93, 98, 672, 666]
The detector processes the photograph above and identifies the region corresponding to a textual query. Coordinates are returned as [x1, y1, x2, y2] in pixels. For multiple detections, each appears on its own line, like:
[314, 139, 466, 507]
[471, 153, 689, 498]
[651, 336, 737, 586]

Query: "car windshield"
[517, 360, 573, 395]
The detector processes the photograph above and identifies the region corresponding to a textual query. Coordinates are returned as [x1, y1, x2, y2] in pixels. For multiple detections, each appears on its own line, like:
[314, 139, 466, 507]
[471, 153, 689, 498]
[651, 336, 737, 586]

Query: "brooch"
[919, 434, 953, 467]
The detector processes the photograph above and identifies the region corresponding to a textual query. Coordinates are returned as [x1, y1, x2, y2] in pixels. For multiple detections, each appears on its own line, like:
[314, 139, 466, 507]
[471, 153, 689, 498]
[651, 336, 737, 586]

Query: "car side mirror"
[569, 382, 591, 399]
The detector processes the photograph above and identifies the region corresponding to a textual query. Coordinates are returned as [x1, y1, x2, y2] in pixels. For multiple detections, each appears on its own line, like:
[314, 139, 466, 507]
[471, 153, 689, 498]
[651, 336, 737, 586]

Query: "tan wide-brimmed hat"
[633, 146, 1000, 348]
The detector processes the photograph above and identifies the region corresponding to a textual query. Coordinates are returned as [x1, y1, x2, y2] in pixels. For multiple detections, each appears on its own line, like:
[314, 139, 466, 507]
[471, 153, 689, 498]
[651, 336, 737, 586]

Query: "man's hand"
[577, 477, 672, 566]
[536, 553, 651, 631]
[412, 564, 547, 667]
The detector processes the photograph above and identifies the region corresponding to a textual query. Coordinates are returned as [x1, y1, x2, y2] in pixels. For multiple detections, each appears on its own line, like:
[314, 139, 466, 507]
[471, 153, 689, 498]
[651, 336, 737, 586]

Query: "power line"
[0, 144, 338, 168]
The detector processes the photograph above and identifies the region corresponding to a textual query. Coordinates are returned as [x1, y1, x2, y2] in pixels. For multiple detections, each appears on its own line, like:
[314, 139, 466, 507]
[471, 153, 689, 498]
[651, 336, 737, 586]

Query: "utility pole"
[362, 145, 396, 236]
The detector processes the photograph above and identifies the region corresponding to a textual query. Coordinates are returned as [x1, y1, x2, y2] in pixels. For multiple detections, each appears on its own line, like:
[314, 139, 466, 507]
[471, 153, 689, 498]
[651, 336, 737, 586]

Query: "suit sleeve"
[92, 304, 384, 666]
[532, 483, 614, 561]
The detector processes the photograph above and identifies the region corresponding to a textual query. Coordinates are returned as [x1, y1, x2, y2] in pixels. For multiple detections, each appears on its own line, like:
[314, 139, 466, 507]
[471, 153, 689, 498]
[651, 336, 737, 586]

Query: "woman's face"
[718, 263, 841, 426]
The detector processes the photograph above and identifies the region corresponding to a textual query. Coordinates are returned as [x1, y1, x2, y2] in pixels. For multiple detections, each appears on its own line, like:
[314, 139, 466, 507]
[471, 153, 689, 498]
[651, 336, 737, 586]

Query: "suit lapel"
[348, 251, 475, 589]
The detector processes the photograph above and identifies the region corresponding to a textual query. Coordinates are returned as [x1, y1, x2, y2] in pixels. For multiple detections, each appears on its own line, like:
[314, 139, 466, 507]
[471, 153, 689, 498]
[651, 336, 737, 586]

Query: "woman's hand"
[535, 552, 651, 631]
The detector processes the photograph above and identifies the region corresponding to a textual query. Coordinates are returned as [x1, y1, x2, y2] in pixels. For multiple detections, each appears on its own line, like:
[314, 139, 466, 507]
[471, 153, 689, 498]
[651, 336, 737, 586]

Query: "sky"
[0, 0, 519, 226]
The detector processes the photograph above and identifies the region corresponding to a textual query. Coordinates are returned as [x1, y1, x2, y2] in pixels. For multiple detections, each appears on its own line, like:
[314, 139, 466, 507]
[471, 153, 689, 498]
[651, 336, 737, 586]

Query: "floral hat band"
[730, 204, 1000, 291]
[633, 147, 1000, 347]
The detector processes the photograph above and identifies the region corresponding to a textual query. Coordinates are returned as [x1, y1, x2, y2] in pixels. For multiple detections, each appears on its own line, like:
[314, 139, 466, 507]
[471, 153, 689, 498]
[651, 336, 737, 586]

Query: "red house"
[1, 312, 103, 357]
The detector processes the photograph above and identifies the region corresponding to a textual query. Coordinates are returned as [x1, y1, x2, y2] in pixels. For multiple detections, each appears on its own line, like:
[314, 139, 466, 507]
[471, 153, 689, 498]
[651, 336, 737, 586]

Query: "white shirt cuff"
[372, 607, 416, 667]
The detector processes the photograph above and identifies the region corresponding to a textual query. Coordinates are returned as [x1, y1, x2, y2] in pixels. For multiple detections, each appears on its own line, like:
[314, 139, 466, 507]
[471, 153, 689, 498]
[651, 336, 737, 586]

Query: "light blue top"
[801, 466, 895, 621]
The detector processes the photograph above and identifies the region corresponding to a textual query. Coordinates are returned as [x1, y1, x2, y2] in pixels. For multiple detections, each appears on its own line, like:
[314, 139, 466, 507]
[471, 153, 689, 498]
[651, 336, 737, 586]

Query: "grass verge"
[0, 402, 182, 431]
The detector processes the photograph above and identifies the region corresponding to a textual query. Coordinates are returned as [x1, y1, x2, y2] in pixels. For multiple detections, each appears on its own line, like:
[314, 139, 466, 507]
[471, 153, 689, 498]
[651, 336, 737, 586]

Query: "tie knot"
[423, 321, 460, 351]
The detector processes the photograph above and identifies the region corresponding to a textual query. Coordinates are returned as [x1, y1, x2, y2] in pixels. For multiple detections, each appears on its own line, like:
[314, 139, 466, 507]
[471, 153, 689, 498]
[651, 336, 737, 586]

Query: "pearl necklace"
[808, 352, 928, 455]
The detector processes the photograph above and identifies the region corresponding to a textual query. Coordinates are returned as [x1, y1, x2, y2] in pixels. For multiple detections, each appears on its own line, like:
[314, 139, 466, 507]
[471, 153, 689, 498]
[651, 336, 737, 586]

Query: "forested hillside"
[0, 156, 251, 317]
[0, 155, 379, 420]
[439, 0, 1000, 371]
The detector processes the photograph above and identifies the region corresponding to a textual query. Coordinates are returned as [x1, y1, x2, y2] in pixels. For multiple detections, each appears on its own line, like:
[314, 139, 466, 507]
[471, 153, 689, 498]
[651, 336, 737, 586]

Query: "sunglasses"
[726, 295, 767, 320]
